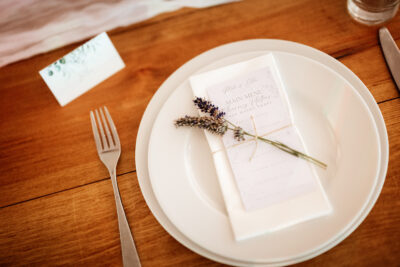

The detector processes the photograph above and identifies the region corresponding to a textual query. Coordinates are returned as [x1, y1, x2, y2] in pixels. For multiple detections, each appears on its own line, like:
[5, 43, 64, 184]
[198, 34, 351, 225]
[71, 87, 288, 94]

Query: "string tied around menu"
[174, 97, 327, 169]
[210, 115, 292, 162]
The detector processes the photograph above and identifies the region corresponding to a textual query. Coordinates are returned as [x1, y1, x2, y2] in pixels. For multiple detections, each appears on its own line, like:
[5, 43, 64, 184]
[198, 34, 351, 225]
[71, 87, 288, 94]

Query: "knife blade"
[379, 27, 400, 90]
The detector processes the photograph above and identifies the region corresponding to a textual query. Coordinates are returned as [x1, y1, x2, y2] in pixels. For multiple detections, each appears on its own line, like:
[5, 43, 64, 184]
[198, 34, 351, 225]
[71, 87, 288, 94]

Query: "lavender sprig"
[175, 98, 327, 169]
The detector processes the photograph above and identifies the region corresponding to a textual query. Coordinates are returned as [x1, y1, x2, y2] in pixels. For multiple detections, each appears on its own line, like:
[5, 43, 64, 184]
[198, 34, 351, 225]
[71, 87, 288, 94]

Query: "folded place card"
[39, 32, 125, 106]
[190, 54, 332, 241]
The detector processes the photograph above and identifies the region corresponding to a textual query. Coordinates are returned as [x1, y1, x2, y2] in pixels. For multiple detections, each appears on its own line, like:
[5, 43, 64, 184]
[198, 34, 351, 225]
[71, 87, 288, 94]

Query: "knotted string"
[211, 115, 291, 161]
[249, 115, 258, 161]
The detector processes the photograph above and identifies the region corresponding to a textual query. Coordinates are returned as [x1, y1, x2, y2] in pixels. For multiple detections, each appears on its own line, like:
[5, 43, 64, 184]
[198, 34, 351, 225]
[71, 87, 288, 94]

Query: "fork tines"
[90, 106, 120, 152]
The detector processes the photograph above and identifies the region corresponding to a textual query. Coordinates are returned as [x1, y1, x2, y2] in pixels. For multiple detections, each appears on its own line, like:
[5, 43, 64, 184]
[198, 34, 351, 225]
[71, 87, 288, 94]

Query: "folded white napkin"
[189, 53, 332, 241]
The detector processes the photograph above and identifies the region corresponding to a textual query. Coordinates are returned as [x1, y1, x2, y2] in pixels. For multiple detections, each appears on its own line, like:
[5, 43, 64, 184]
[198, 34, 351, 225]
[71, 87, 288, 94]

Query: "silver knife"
[379, 27, 400, 90]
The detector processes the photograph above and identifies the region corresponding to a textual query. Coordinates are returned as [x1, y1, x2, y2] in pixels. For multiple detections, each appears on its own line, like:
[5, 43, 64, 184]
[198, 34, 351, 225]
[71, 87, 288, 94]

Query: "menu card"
[190, 54, 332, 240]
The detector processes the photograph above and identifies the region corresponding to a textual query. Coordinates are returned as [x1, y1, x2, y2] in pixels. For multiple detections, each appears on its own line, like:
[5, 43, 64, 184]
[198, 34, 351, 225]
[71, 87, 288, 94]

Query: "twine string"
[249, 115, 258, 161]
[211, 116, 291, 157]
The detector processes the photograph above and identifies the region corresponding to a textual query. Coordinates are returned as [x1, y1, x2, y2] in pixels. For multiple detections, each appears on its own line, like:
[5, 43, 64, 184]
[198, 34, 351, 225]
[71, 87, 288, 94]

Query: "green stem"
[224, 119, 327, 169]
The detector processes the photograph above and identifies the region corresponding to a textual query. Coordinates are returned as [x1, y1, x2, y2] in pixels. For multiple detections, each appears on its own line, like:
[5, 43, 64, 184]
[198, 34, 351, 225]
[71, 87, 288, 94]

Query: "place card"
[190, 53, 332, 240]
[39, 32, 125, 106]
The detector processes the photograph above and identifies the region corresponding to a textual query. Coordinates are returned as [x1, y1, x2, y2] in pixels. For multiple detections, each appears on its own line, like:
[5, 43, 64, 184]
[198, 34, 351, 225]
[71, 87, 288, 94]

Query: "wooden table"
[1, 0, 399, 266]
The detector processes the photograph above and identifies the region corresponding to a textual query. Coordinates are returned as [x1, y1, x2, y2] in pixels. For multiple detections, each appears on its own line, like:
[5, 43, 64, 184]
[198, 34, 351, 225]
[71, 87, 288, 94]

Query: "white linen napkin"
[189, 53, 332, 241]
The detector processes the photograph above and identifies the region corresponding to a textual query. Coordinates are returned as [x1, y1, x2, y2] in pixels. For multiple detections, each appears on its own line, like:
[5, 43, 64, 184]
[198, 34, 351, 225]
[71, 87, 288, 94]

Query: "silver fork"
[90, 106, 141, 267]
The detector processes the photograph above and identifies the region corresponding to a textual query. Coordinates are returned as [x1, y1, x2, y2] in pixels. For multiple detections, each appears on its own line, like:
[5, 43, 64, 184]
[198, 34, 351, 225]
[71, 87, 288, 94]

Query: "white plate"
[136, 40, 389, 266]
[148, 52, 381, 261]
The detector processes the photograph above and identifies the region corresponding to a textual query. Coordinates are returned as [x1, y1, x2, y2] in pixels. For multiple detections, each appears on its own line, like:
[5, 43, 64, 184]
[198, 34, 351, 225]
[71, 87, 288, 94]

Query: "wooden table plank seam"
[378, 96, 400, 104]
[0, 170, 137, 210]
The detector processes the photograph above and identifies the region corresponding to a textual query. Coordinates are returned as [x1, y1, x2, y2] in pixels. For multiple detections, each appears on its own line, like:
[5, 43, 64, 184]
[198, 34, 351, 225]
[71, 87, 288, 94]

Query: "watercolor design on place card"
[39, 32, 125, 106]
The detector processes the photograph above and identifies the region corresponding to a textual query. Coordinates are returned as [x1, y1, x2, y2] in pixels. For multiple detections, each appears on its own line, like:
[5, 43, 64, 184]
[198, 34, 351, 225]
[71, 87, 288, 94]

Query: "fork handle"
[110, 169, 141, 267]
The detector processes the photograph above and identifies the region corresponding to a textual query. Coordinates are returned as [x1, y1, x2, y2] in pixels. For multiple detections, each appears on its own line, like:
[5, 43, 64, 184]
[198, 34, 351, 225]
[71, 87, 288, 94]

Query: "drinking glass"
[347, 0, 400, 25]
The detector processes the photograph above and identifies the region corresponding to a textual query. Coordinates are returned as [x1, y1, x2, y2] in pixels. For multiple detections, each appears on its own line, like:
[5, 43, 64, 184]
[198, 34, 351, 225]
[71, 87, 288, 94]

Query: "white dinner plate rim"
[135, 39, 389, 266]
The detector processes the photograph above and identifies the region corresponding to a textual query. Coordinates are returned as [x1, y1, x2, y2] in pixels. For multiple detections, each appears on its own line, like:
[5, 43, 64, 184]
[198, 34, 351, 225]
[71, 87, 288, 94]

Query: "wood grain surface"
[0, 0, 399, 266]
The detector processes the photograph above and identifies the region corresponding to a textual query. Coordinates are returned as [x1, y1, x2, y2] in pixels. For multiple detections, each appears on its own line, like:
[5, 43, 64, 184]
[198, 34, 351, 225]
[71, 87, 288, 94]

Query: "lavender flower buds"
[233, 126, 245, 141]
[193, 97, 226, 119]
[175, 116, 228, 135]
